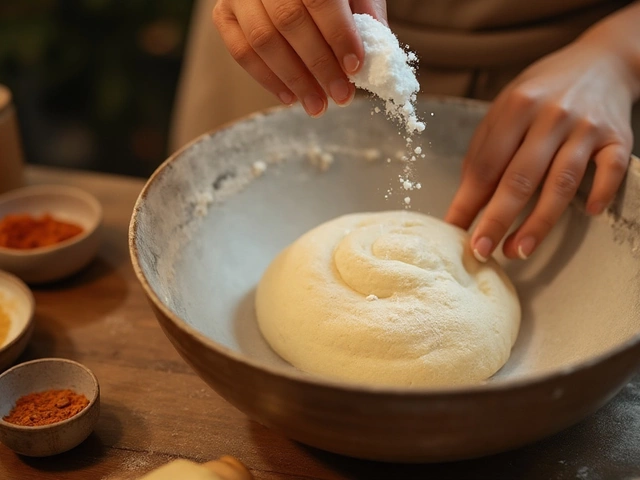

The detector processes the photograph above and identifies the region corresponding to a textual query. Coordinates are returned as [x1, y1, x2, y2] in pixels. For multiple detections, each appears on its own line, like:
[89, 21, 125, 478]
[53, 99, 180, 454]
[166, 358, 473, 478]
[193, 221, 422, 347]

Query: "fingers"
[213, 6, 296, 106]
[502, 132, 595, 259]
[215, 0, 366, 117]
[444, 91, 535, 230]
[469, 107, 572, 262]
[235, 2, 329, 117]
[491, 137, 629, 261]
[586, 143, 630, 215]
[350, 0, 388, 24]
[265, 0, 357, 106]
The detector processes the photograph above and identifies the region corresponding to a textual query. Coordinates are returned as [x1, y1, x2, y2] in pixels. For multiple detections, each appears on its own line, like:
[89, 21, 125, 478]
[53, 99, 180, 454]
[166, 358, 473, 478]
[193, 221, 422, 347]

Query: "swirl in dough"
[255, 211, 520, 387]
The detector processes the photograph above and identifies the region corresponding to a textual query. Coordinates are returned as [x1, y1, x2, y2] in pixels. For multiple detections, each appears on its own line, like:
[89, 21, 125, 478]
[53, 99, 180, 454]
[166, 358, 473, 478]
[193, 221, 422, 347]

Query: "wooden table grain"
[1, 165, 639, 480]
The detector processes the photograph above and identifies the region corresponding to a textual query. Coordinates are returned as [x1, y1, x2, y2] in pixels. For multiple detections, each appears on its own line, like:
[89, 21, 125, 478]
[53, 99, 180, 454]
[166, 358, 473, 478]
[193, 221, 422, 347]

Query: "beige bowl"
[0, 269, 35, 372]
[0, 358, 100, 456]
[129, 96, 640, 462]
[0, 184, 102, 284]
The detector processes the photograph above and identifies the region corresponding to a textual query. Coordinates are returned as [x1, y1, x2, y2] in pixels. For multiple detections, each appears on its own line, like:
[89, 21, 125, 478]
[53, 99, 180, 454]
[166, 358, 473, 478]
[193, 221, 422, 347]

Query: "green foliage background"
[0, 0, 194, 177]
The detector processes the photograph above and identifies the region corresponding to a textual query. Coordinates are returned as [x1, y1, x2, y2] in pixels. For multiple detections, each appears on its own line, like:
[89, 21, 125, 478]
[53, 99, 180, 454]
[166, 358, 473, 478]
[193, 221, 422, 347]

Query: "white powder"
[251, 160, 267, 177]
[193, 191, 213, 216]
[362, 148, 381, 162]
[366, 294, 378, 301]
[348, 14, 425, 135]
[404, 197, 411, 205]
[307, 145, 335, 172]
[414, 146, 422, 155]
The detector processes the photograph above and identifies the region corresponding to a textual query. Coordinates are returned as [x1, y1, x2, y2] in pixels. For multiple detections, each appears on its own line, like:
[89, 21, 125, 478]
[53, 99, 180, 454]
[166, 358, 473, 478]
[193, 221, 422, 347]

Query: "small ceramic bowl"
[0, 270, 35, 372]
[0, 184, 102, 284]
[0, 358, 100, 456]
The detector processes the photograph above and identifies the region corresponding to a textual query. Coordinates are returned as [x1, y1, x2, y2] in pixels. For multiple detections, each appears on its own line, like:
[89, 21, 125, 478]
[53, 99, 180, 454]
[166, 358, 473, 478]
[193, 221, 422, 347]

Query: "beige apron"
[169, 0, 636, 153]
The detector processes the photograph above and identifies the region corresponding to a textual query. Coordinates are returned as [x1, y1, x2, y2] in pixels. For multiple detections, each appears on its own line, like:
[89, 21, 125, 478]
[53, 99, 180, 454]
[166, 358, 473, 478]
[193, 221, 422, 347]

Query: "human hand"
[445, 35, 638, 262]
[213, 0, 387, 117]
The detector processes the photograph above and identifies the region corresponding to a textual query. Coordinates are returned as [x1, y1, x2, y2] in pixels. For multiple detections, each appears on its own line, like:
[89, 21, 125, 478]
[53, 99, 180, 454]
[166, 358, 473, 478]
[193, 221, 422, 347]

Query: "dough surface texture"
[255, 211, 520, 387]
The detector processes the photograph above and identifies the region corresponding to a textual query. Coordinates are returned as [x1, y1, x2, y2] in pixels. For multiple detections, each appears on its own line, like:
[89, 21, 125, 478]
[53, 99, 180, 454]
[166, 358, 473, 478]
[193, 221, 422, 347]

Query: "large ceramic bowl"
[129, 96, 640, 462]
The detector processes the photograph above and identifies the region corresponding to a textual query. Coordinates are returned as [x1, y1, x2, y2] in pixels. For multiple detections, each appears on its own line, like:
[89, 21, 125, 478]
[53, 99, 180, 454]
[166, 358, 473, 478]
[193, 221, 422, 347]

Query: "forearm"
[577, 1, 640, 99]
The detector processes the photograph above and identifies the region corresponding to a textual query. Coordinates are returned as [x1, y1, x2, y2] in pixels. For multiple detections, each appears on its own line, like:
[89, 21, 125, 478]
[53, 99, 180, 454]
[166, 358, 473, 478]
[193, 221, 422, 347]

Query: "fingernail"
[303, 94, 326, 117]
[587, 202, 605, 215]
[278, 91, 294, 105]
[343, 53, 360, 74]
[473, 237, 493, 263]
[339, 86, 355, 107]
[517, 236, 536, 260]
[329, 78, 351, 104]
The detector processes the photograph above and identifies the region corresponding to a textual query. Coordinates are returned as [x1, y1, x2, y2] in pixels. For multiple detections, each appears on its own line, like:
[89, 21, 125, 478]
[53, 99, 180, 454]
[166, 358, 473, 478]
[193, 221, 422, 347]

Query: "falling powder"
[347, 13, 428, 208]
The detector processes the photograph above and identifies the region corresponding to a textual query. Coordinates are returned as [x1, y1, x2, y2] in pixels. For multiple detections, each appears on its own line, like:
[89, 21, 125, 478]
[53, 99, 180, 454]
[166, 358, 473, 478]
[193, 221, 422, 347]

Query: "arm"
[212, 0, 387, 117]
[446, 2, 640, 261]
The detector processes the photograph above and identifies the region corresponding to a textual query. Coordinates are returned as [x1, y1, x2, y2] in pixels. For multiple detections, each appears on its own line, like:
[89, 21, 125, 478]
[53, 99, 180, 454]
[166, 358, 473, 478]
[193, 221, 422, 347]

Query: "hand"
[213, 0, 387, 117]
[445, 34, 638, 262]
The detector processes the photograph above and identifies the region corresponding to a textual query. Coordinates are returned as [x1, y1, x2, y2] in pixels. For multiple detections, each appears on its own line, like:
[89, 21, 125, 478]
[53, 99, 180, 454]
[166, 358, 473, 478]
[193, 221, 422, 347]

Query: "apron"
[169, 0, 636, 153]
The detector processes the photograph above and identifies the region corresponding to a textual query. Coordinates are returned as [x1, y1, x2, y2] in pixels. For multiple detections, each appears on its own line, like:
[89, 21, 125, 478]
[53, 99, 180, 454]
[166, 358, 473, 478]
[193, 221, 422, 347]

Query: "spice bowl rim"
[0, 184, 103, 256]
[0, 269, 35, 357]
[0, 357, 100, 431]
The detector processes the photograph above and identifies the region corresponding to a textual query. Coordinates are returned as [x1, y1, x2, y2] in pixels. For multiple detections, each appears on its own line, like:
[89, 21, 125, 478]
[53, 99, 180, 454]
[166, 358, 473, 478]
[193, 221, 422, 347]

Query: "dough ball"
[255, 211, 520, 387]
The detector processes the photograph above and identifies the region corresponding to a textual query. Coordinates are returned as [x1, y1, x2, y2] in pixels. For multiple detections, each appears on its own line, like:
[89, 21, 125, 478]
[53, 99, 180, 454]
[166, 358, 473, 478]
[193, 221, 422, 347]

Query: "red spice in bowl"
[0, 214, 84, 250]
[3, 389, 90, 427]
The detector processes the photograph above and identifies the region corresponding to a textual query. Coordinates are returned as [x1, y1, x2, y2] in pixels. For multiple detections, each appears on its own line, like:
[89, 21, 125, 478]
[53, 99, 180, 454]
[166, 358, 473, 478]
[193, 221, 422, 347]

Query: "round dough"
[255, 211, 521, 387]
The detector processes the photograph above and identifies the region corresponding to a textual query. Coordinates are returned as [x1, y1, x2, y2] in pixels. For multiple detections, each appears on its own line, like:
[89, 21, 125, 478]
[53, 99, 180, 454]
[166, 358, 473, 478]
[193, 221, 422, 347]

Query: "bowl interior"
[0, 359, 98, 423]
[133, 97, 640, 388]
[0, 185, 101, 252]
[0, 270, 33, 349]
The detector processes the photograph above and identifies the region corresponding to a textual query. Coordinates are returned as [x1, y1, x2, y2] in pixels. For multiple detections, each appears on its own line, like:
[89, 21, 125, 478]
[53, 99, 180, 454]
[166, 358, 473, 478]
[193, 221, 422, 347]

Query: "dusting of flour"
[348, 13, 426, 207]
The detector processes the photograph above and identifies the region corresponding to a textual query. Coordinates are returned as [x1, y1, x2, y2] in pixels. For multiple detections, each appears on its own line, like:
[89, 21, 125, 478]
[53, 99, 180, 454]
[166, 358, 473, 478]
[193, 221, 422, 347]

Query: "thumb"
[350, 0, 388, 26]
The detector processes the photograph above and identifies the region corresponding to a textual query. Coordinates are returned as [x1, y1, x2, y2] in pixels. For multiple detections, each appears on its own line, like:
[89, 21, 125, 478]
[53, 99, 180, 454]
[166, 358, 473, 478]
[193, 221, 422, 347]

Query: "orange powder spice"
[3, 389, 90, 426]
[0, 213, 83, 249]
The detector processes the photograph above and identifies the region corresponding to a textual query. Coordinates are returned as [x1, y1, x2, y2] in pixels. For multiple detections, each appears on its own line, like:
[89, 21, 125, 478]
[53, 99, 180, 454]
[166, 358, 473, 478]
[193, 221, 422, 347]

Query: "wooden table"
[1, 165, 639, 480]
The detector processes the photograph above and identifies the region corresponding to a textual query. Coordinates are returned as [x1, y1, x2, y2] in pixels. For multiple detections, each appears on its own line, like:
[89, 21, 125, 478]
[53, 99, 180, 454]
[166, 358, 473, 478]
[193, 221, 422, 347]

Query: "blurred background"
[1, 0, 195, 178]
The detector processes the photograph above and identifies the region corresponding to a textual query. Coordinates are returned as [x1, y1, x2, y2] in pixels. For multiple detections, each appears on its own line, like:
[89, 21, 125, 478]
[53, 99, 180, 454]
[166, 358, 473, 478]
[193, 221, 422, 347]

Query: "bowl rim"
[0, 357, 100, 431]
[0, 184, 103, 256]
[0, 269, 35, 354]
[129, 94, 640, 396]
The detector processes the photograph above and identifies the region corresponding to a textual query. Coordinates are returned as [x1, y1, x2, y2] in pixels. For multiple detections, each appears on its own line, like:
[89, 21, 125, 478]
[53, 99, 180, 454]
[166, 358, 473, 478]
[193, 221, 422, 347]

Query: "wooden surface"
[1, 165, 639, 480]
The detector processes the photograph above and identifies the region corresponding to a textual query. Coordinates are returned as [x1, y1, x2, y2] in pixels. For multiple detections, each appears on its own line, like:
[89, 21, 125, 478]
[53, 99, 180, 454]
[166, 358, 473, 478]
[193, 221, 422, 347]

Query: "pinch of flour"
[348, 14, 425, 135]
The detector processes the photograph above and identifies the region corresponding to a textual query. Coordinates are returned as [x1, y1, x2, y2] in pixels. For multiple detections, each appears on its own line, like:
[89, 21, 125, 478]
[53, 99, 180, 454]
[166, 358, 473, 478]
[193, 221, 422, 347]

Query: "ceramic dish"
[129, 96, 640, 462]
[0, 269, 35, 372]
[0, 358, 100, 456]
[0, 184, 102, 284]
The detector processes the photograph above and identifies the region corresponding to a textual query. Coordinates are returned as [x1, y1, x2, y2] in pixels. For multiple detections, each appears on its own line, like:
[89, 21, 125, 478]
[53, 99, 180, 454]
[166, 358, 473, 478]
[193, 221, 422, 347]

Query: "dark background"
[1, 0, 195, 178]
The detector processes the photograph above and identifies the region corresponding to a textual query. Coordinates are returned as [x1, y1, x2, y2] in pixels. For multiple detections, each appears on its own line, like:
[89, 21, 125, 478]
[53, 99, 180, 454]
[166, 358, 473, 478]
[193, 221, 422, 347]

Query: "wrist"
[577, 11, 640, 100]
